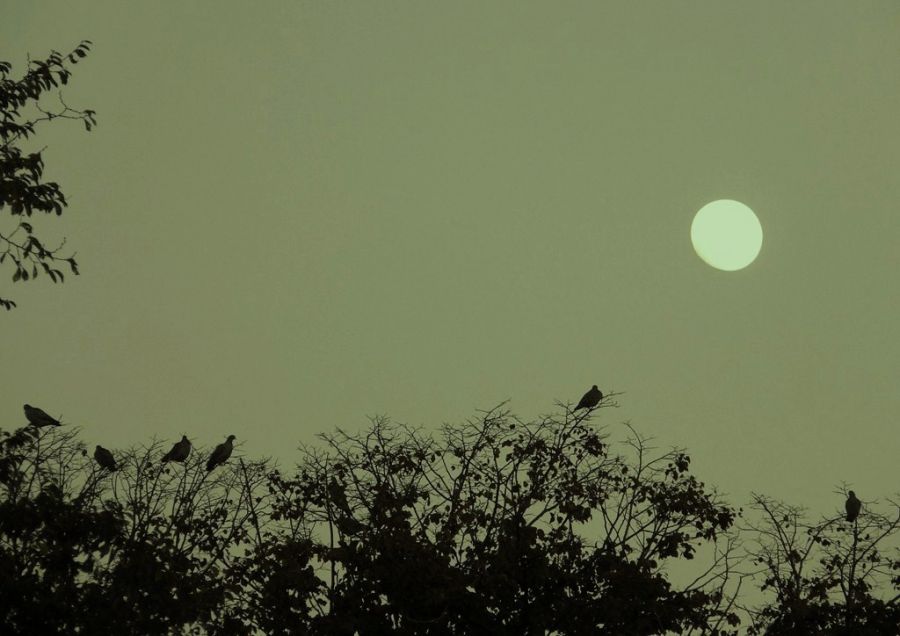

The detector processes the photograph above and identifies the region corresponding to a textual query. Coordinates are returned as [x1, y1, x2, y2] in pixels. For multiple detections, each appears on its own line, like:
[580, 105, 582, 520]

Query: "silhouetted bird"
[574, 385, 603, 412]
[327, 478, 353, 516]
[206, 435, 235, 471]
[845, 491, 862, 523]
[327, 478, 365, 534]
[162, 435, 191, 463]
[93, 445, 117, 471]
[24, 404, 61, 427]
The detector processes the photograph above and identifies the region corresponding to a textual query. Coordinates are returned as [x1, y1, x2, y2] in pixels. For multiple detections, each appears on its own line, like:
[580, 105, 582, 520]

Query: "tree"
[256, 400, 743, 634]
[0, 41, 95, 310]
[743, 491, 900, 635]
[1, 399, 896, 634]
[0, 425, 269, 634]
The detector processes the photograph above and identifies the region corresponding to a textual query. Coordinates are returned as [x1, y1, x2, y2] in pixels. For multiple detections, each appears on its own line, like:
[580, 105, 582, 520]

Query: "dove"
[24, 404, 61, 427]
[93, 445, 117, 471]
[845, 491, 862, 523]
[206, 435, 235, 471]
[573, 385, 603, 412]
[327, 478, 365, 534]
[161, 435, 191, 463]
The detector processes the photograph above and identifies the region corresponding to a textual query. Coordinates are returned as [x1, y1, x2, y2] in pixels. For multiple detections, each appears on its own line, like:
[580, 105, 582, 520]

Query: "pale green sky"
[2, 2, 898, 514]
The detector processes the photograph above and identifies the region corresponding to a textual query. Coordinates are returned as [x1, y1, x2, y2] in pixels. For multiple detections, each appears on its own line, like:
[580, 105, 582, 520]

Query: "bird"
[327, 478, 354, 517]
[93, 445, 117, 471]
[845, 491, 862, 523]
[573, 385, 603, 412]
[327, 478, 365, 534]
[161, 435, 191, 464]
[24, 404, 61, 427]
[206, 435, 235, 472]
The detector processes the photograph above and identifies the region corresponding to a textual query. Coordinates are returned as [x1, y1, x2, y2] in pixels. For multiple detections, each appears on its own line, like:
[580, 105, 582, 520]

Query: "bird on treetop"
[574, 385, 603, 412]
[24, 404, 61, 427]
[206, 435, 236, 472]
[845, 490, 862, 523]
[162, 435, 191, 463]
[93, 445, 117, 471]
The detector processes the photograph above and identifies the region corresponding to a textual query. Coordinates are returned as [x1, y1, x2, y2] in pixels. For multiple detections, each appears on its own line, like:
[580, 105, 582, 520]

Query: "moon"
[691, 200, 763, 271]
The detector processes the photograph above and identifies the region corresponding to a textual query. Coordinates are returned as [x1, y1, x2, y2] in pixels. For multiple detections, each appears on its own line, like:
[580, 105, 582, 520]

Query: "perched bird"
[93, 445, 117, 471]
[327, 478, 354, 517]
[24, 404, 61, 427]
[845, 491, 862, 523]
[574, 385, 603, 412]
[327, 478, 365, 534]
[162, 435, 192, 464]
[206, 435, 236, 472]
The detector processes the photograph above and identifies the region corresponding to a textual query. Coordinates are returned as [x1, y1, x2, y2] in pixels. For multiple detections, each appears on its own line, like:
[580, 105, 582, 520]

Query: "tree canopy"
[1, 400, 896, 635]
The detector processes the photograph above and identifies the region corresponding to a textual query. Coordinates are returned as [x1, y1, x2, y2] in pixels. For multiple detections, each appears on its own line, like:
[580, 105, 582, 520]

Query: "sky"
[2, 1, 898, 517]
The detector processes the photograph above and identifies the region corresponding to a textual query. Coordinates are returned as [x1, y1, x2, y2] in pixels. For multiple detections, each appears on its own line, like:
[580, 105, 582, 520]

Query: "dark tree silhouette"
[743, 491, 900, 635]
[0, 425, 269, 634]
[1, 401, 896, 634]
[1, 41, 94, 310]
[237, 398, 742, 635]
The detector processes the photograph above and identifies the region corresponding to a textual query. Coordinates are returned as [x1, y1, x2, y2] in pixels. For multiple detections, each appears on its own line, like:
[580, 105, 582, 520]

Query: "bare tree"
[743, 490, 900, 634]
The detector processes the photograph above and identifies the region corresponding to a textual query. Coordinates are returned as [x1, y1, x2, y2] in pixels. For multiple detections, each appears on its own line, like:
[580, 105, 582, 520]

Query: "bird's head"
[848, 490, 856, 498]
[182, 435, 190, 442]
[95, 445, 101, 451]
[592, 385, 599, 390]
[24, 404, 31, 410]
[227, 435, 236, 442]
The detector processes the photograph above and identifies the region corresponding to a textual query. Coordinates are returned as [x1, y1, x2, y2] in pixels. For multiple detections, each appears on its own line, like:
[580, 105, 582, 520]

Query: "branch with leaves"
[742, 491, 900, 634]
[1, 41, 94, 310]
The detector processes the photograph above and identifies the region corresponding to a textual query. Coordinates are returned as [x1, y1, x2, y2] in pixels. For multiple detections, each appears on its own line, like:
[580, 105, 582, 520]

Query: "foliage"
[258, 403, 741, 635]
[743, 493, 900, 635]
[0, 426, 268, 634]
[0, 401, 897, 634]
[0, 41, 94, 310]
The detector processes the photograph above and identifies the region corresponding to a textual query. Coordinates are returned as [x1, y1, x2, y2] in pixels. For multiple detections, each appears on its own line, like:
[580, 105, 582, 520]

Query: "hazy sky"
[3, 2, 898, 515]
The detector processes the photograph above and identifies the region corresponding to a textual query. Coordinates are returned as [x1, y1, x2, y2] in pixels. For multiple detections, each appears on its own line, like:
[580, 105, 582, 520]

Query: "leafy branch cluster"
[1, 42, 93, 310]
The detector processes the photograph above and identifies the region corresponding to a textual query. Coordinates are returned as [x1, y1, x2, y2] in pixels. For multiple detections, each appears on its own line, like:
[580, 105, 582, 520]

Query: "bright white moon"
[691, 200, 763, 271]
